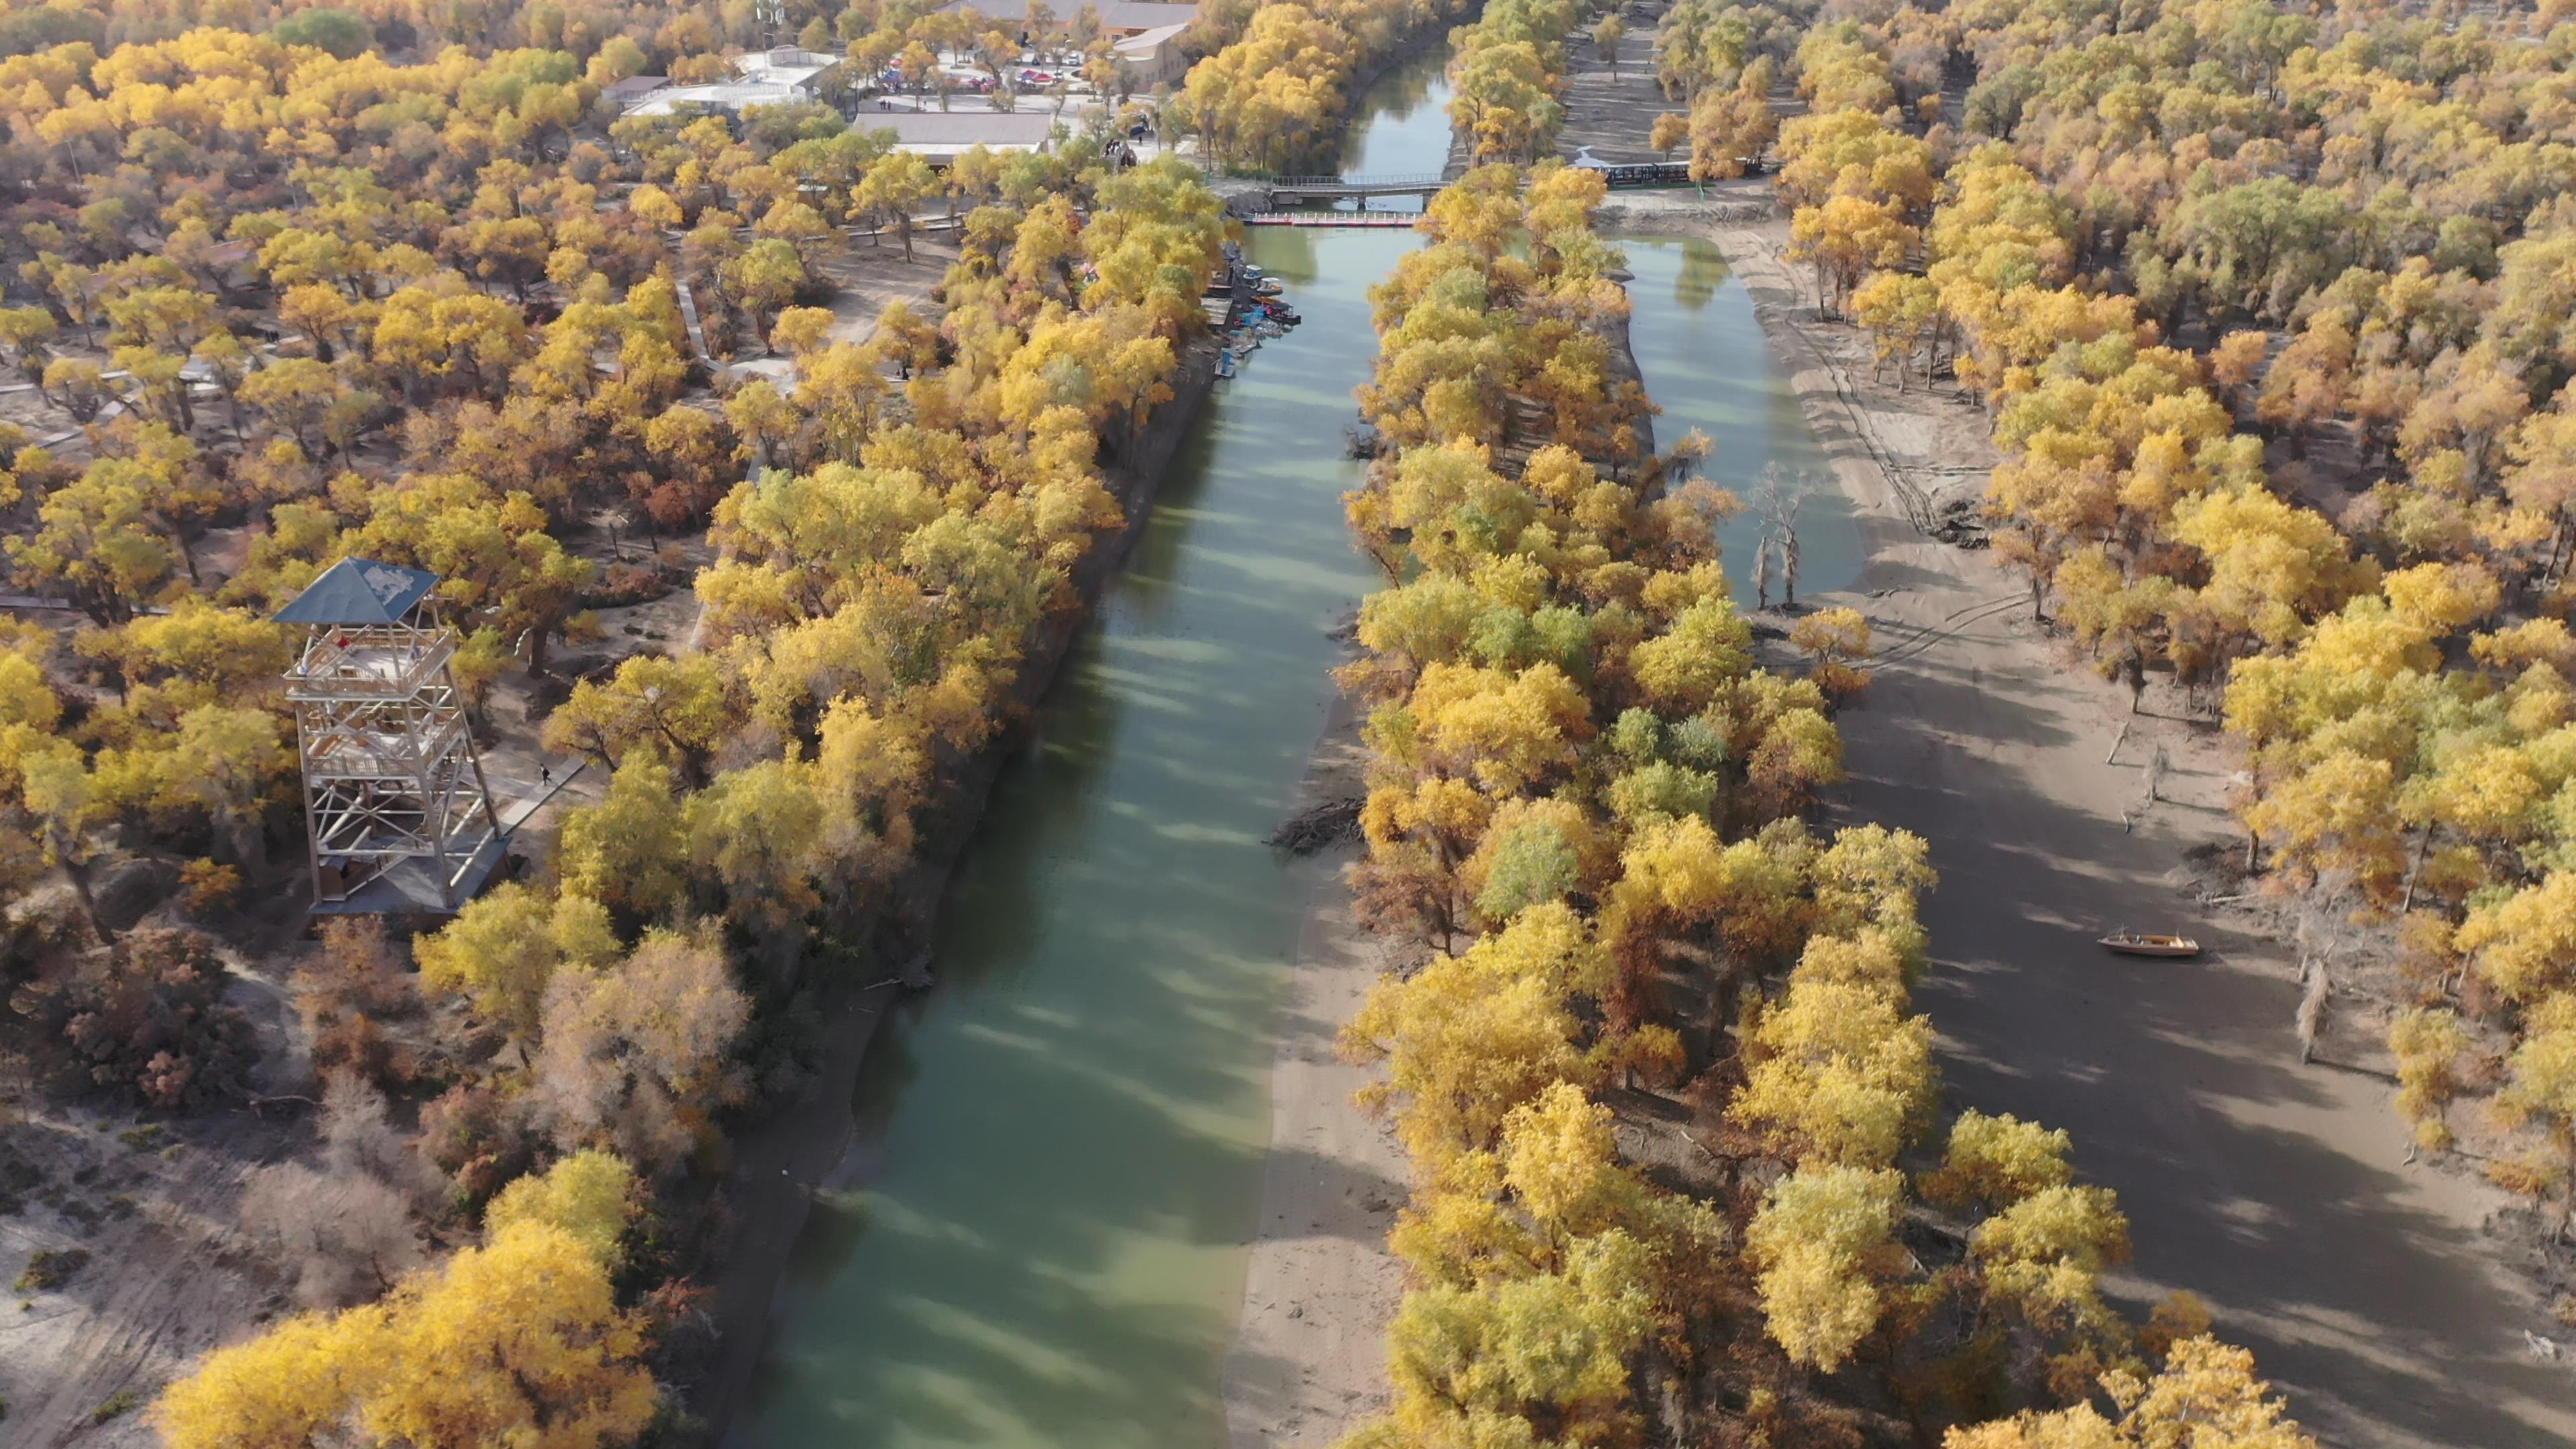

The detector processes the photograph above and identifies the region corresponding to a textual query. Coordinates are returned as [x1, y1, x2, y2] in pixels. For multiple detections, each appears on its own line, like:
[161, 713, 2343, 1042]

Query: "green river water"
[733, 52, 1851, 1449]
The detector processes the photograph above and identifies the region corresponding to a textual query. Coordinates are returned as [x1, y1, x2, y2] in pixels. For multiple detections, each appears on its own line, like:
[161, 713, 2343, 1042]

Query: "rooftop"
[274, 557, 440, 627]
[934, 0, 1199, 31]
[1115, 21, 1189, 51]
[625, 83, 810, 116]
[853, 109, 1061, 151]
[602, 74, 671, 101]
[734, 45, 840, 85]
[619, 49, 841, 115]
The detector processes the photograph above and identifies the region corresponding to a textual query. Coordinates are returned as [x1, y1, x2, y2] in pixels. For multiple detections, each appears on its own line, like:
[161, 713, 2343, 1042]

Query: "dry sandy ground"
[722, 235, 956, 384]
[1222, 684, 1411, 1449]
[1704, 215, 2576, 1449]
[0, 1106, 285, 1449]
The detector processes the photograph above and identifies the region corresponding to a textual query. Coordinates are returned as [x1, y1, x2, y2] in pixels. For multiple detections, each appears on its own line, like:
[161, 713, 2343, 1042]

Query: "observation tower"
[274, 557, 506, 913]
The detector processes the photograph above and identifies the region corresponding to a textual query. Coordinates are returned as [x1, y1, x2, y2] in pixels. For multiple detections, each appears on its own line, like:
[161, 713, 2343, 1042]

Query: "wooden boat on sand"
[2098, 932, 2201, 958]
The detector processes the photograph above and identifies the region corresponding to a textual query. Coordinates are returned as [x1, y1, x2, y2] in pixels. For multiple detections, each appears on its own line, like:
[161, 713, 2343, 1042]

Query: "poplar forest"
[0, 0, 2565, 1442]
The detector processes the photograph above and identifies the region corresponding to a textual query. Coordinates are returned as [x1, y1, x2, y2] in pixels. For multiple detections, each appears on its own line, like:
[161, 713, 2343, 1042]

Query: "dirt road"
[1705, 217, 2576, 1449]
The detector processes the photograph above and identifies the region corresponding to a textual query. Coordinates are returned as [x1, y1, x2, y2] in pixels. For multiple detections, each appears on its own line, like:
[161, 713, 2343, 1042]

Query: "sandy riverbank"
[1697, 209, 2576, 1448]
[1220, 673, 1410, 1448]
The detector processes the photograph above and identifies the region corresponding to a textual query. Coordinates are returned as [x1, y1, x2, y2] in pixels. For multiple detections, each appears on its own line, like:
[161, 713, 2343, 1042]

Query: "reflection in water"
[1672, 237, 1732, 313]
[733, 229, 1426, 1449]
[1616, 235, 1862, 598]
[1334, 46, 1452, 182]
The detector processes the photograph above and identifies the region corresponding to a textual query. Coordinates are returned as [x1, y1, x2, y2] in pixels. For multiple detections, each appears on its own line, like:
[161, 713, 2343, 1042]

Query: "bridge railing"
[1270, 172, 1449, 191]
[1267, 161, 1701, 193]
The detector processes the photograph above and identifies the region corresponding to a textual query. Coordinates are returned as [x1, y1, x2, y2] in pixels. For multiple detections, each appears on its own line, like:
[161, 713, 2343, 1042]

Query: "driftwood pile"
[1268, 796, 1363, 855]
[1928, 496, 1990, 548]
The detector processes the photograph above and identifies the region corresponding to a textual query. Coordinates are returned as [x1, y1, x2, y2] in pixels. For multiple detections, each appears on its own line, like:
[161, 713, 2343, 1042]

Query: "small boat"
[2099, 932, 2201, 958]
[1253, 278, 1285, 298]
[1216, 352, 1237, 379]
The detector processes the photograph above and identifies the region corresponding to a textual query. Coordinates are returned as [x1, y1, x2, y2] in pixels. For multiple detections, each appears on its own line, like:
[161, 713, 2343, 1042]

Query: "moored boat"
[2098, 932, 2201, 958]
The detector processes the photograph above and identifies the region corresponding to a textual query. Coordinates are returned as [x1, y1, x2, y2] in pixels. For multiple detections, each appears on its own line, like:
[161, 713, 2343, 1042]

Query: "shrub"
[7, 928, 250, 1108]
[177, 861, 242, 916]
[13, 1247, 89, 1293]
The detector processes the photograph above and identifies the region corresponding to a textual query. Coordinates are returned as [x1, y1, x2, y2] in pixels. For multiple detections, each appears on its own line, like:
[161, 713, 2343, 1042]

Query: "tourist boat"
[2098, 932, 2201, 958]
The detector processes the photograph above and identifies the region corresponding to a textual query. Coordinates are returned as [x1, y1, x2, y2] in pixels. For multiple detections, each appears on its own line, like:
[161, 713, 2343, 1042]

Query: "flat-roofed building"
[850, 109, 1061, 165]
[620, 47, 845, 117]
[934, 0, 1198, 38]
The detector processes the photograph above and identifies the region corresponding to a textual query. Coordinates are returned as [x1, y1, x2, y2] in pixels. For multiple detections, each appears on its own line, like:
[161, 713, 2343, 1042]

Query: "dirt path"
[1705, 213, 2576, 1449]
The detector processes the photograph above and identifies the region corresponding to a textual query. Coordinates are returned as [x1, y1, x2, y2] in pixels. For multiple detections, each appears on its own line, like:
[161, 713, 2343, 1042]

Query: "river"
[1615, 234, 1862, 600]
[731, 56, 1848, 1449]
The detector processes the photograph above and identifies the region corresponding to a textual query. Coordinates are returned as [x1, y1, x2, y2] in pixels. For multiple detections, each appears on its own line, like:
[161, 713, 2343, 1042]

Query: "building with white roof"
[620, 47, 845, 117]
[934, 0, 1199, 38]
[851, 109, 1061, 164]
[1113, 21, 1188, 86]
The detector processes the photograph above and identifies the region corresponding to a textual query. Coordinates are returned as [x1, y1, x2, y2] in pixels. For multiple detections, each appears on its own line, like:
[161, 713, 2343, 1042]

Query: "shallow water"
[1332, 45, 1453, 185]
[1614, 234, 1864, 599]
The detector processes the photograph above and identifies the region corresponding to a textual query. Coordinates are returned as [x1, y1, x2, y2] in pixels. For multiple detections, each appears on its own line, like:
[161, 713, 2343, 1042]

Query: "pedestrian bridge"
[1260, 172, 1450, 204]
[1250, 160, 1700, 210]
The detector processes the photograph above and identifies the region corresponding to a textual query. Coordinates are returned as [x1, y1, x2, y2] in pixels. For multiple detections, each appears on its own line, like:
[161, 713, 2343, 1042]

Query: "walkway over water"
[1265, 171, 1448, 202]
[1242, 212, 1421, 227]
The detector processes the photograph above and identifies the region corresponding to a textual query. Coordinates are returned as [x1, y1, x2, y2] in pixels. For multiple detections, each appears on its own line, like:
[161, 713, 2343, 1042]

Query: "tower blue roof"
[272, 557, 440, 626]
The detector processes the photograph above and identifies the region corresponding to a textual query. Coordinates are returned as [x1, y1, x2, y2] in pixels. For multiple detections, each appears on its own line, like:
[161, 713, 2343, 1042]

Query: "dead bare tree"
[590, 503, 637, 560]
[1750, 466, 1810, 609]
[239, 1161, 425, 1305]
[2295, 960, 2330, 1065]
[2292, 871, 2360, 1065]
[238, 1076, 435, 1307]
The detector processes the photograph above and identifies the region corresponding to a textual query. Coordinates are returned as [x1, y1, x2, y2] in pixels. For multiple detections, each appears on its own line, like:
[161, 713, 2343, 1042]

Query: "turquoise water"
[731, 227, 1423, 1449]
[1615, 235, 1864, 599]
[1334, 46, 1453, 185]
[731, 68, 1854, 1449]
